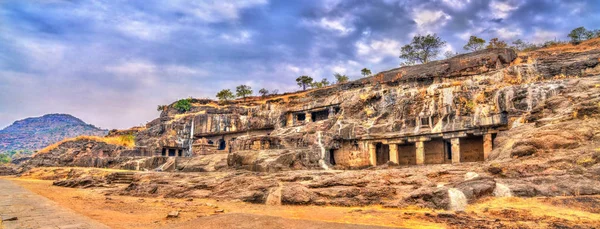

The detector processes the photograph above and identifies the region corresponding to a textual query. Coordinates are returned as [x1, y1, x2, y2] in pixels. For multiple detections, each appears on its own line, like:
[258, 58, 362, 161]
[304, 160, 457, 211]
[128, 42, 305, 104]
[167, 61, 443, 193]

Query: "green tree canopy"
[311, 78, 330, 88]
[400, 34, 446, 64]
[333, 73, 349, 84]
[216, 89, 235, 101]
[296, 75, 313, 90]
[486, 38, 508, 49]
[463, 36, 486, 51]
[361, 68, 372, 77]
[173, 98, 192, 112]
[258, 88, 269, 97]
[568, 27, 592, 44]
[235, 85, 253, 99]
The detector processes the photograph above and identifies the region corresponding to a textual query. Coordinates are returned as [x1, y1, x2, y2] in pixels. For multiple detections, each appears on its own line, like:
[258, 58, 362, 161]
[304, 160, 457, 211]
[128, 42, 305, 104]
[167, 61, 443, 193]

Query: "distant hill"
[0, 114, 108, 153]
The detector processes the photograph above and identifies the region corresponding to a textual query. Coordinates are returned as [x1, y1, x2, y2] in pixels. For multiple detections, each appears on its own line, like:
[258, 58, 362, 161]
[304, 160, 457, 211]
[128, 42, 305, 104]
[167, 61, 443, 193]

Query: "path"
[164, 213, 399, 229]
[0, 179, 109, 229]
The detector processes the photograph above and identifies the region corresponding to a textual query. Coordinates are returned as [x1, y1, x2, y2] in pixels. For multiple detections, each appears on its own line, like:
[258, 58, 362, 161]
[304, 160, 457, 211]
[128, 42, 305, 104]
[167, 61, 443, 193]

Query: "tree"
[486, 38, 508, 49]
[361, 68, 372, 77]
[443, 51, 459, 59]
[511, 39, 527, 51]
[296, 75, 313, 90]
[311, 78, 330, 88]
[333, 73, 349, 84]
[568, 26, 598, 44]
[156, 105, 166, 111]
[271, 89, 279, 95]
[216, 89, 235, 101]
[258, 88, 269, 97]
[235, 85, 253, 99]
[400, 34, 446, 64]
[463, 36, 486, 51]
[173, 98, 192, 112]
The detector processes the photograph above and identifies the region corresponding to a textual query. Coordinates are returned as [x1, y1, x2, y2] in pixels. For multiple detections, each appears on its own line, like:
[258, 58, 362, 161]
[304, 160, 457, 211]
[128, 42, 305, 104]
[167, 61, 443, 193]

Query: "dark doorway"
[218, 139, 226, 150]
[311, 109, 329, 122]
[168, 148, 176, 157]
[162, 148, 167, 156]
[445, 140, 452, 161]
[329, 149, 336, 165]
[296, 113, 306, 122]
[178, 150, 183, 157]
[375, 143, 390, 165]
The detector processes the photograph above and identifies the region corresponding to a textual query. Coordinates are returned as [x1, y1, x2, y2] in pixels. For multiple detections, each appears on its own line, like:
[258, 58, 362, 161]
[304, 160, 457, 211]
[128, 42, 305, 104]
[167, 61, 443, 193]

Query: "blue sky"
[1, 0, 599, 129]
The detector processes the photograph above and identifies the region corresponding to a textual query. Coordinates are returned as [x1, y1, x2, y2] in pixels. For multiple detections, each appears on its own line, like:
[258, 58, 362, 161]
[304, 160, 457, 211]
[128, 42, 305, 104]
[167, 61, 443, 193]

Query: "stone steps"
[111, 172, 135, 184]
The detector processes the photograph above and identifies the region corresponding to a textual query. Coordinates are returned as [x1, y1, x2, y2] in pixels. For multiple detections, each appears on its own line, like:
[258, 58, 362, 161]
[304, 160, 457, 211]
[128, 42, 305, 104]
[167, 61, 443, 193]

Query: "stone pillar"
[451, 138, 461, 164]
[286, 113, 293, 127]
[415, 141, 425, 165]
[368, 143, 377, 166]
[389, 144, 399, 164]
[305, 112, 312, 123]
[483, 133, 493, 160]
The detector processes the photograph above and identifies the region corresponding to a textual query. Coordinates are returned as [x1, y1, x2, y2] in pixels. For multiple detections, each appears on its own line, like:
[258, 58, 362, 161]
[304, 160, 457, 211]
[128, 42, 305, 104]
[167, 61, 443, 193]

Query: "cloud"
[160, 0, 268, 23]
[306, 16, 355, 36]
[489, 0, 519, 19]
[356, 38, 401, 63]
[1, 0, 600, 129]
[412, 9, 452, 34]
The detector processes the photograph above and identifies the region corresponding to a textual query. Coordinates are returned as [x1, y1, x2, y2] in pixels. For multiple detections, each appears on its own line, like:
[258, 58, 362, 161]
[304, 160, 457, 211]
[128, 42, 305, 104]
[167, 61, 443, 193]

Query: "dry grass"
[35, 135, 135, 155]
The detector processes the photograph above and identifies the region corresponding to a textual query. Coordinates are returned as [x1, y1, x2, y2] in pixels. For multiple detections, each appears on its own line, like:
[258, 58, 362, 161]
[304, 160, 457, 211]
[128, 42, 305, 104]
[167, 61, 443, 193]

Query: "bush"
[0, 154, 10, 164]
[174, 98, 192, 112]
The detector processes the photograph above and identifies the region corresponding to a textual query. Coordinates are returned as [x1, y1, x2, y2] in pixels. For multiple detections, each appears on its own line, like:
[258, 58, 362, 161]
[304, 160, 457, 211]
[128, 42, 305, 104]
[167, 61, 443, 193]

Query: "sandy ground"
[4, 176, 600, 229]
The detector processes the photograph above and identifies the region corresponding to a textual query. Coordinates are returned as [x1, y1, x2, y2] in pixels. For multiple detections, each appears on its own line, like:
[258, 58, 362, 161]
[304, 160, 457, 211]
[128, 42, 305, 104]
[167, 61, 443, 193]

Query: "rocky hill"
[0, 114, 107, 153]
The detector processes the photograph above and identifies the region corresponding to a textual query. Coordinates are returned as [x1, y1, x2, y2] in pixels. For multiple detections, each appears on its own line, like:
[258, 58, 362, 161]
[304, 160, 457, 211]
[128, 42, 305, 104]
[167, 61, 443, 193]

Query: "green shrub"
[174, 98, 192, 112]
[0, 154, 10, 164]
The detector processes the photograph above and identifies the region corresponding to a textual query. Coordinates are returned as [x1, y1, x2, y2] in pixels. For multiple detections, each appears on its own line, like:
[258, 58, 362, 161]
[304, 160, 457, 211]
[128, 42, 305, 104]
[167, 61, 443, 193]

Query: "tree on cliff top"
[463, 36, 485, 51]
[311, 78, 330, 88]
[258, 88, 269, 97]
[486, 38, 508, 49]
[400, 34, 446, 65]
[216, 89, 235, 102]
[361, 68, 372, 77]
[568, 26, 599, 44]
[235, 85, 253, 99]
[333, 73, 349, 84]
[296, 75, 313, 90]
[173, 98, 192, 112]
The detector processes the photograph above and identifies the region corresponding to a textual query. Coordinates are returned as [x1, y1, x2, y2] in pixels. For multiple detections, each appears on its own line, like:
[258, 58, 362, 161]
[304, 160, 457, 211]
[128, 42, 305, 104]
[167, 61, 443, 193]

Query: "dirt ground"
[4, 175, 600, 229]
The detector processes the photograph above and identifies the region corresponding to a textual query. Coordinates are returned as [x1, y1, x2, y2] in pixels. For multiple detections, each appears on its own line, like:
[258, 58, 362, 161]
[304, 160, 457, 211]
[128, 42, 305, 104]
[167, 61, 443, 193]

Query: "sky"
[1, 0, 599, 129]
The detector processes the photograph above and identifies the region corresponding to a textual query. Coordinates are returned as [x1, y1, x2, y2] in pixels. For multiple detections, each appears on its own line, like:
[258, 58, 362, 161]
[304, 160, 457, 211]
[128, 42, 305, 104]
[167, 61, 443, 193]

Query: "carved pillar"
[389, 144, 399, 164]
[451, 138, 461, 164]
[415, 141, 425, 165]
[286, 113, 293, 127]
[483, 133, 493, 160]
[368, 142, 377, 166]
[305, 112, 312, 123]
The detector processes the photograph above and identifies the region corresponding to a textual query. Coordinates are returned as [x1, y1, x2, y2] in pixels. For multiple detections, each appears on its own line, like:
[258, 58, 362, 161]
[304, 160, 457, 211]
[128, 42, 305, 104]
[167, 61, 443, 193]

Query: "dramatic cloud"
[1, 0, 599, 129]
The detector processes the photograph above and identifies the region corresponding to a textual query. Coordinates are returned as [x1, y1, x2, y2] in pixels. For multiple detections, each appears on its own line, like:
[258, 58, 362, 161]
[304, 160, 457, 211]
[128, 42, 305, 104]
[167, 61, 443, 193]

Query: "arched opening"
[218, 139, 226, 150]
[329, 149, 336, 165]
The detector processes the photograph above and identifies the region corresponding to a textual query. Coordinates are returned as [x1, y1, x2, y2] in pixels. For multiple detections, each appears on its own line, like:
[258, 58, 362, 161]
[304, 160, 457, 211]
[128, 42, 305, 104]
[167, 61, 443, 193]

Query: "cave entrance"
[329, 149, 336, 165]
[375, 142, 390, 165]
[397, 143, 416, 165]
[311, 109, 329, 122]
[168, 148, 176, 157]
[444, 139, 453, 162]
[161, 148, 167, 156]
[217, 139, 226, 150]
[296, 113, 306, 122]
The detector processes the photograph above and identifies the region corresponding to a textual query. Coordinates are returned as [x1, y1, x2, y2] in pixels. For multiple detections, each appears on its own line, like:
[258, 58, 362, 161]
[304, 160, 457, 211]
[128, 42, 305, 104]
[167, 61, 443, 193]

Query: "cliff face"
[0, 114, 108, 153]
[132, 45, 600, 172]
